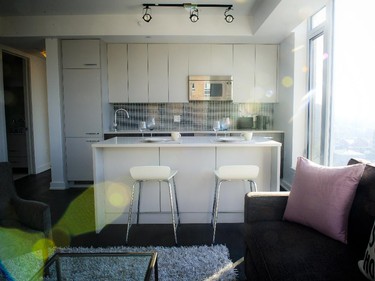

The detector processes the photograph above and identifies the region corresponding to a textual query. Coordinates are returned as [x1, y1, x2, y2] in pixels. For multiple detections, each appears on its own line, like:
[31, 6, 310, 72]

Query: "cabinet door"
[160, 147, 216, 216]
[128, 44, 148, 103]
[62, 40, 100, 69]
[65, 137, 101, 181]
[63, 69, 102, 137]
[233, 45, 255, 103]
[211, 44, 233, 75]
[254, 45, 278, 103]
[148, 44, 169, 103]
[169, 44, 189, 103]
[188, 44, 211, 75]
[107, 44, 128, 103]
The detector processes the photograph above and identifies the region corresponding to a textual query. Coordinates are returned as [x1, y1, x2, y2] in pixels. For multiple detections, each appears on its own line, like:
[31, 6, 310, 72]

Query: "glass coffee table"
[32, 251, 158, 281]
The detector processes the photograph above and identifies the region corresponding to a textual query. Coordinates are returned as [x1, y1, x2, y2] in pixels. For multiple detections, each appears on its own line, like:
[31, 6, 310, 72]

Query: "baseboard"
[35, 162, 51, 174]
[280, 179, 292, 191]
[49, 181, 68, 190]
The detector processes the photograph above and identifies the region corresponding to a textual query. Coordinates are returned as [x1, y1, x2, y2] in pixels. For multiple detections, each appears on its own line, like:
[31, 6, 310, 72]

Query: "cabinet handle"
[85, 132, 100, 135]
[86, 140, 101, 143]
[84, 63, 97, 66]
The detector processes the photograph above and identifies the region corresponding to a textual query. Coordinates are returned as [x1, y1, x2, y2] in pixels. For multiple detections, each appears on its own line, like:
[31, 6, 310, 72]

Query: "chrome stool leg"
[212, 180, 224, 244]
[211, 177, 219, 226]
[137, 181, 142, 224]
[172, 177, 180, 225]
[126, 182, 137, 244]
[167, 180, 178, 244]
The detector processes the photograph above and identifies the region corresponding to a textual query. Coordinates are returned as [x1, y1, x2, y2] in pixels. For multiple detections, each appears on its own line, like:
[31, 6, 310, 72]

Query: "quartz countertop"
[104, 130, 284, 135]
[93, 136, 282, 148]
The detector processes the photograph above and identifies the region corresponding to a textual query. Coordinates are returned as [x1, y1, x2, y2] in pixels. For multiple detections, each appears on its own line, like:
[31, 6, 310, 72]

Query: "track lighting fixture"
[190, 7, 199, 23]
[142, 3, 233, 23]
[142, 5, 152, 22]
[224, 7, 234, 23]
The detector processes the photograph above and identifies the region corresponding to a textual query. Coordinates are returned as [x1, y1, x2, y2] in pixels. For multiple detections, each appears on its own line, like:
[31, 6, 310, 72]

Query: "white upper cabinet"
[148, 44, 169, 103]
[62, 40, 100, 69]
[169, 44, 189, 103]
[105, 43, 278, 104]
[254, 45, 278, 103]
[128, 44, 148, 103]
[107, 44, 128, 103]
[188, 44, 232, 75]
[233, 45, 255, 103]
[188, 44, 211, 75]
[211, 44, 233, 75]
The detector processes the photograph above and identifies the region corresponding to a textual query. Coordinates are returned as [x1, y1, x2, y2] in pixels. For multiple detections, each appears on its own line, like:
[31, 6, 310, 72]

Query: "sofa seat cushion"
[245, 221, 366, 281]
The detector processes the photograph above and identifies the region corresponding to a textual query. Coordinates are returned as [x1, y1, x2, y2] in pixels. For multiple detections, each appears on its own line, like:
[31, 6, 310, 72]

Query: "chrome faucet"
[113, 108, 130, 132]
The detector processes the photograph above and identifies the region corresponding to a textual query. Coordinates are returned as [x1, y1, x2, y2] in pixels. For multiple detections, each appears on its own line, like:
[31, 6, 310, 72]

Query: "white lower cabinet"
[101, 147, 160, 223]
[65, 137, 101, 181]
[160, 147, 216, 221]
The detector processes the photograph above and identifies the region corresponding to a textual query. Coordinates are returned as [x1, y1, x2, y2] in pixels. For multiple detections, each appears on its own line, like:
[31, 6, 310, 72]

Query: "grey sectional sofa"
[244, 158, 375, 281]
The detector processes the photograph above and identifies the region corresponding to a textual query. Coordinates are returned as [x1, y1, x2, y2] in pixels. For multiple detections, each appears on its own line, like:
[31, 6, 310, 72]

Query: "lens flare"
[106, 182, 131, 209]
[32, 238, 55, 261]
[282, 76, 294, 88]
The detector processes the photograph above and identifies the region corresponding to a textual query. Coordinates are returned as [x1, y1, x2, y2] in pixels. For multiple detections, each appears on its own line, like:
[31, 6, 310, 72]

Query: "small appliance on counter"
[237, 117, 254, 130]
[255, 115, 269, 130]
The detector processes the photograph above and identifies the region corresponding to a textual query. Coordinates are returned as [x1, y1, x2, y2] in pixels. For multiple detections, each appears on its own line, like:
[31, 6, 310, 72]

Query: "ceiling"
[0, 0, 255, 16]
[0, 0, 328, 53]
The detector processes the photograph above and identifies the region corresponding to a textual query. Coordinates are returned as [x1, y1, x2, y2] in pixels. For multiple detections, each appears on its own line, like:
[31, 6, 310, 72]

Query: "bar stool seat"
[211, 165, 259, 243]
[126, 166, 180, 244]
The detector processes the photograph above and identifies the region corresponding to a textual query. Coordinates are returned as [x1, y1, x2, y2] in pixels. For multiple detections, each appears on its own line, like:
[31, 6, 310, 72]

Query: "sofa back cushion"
[347, 158, 375, 261]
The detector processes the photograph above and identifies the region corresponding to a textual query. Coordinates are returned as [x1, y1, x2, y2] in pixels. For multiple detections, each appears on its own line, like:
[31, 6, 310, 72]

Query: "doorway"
[2, 51, 32, 178]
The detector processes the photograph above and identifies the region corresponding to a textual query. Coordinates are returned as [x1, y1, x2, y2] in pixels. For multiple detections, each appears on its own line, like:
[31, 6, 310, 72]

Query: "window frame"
[306, 4, 334, 165]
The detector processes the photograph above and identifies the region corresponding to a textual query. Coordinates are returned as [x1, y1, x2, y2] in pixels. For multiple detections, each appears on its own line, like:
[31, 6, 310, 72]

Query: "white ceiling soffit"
[0, 0, 328, 50]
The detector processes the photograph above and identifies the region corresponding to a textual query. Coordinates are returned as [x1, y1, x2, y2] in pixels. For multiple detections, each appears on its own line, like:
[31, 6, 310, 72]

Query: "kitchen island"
[92, 136, 281, 233]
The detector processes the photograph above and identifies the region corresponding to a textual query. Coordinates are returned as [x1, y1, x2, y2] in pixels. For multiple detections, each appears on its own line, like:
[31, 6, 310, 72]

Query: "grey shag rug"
[53, 245, 238, 281]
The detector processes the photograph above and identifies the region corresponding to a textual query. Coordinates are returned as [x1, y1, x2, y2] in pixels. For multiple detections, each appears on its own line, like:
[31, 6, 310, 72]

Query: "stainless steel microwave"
[189, 75, 233, 101]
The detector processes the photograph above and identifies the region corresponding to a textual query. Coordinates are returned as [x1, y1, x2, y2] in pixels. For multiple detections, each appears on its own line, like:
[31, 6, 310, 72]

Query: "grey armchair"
[0, 162, 52, 260]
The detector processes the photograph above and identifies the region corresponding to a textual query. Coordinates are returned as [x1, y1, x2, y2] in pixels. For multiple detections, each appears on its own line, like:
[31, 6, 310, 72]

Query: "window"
[330, 1, 375, 166]
[307, 34, 325, 163]
[306, 7, 331, 165]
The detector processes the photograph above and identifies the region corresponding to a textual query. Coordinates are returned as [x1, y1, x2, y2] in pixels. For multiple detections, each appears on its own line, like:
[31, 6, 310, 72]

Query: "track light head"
[143, 6, 152, 22]
[224, 7, 234, 23]
[190, 7, 199, 23]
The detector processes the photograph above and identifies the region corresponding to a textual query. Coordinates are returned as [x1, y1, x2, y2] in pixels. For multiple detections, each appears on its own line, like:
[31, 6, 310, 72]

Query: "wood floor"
[14, 170, 247, 280]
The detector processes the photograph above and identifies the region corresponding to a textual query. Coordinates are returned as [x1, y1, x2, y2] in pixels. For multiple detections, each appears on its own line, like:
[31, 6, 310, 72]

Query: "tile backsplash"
[113, 102, 274, 131]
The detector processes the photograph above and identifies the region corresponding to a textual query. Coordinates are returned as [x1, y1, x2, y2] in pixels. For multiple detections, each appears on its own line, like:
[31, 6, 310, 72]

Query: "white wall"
[29, 55, 50, 173]
[274, 21, 308, 190]
[274, 34, 295, 189]
[45, 38, 66, 189]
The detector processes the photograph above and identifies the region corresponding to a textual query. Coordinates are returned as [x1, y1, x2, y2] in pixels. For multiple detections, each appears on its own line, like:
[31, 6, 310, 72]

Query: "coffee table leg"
[154, 257, 158, 281]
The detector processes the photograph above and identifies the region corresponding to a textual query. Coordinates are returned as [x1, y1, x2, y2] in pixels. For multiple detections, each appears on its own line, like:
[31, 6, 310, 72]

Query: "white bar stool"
[211, 165, 259, 243]
[126, 166, 180, 244]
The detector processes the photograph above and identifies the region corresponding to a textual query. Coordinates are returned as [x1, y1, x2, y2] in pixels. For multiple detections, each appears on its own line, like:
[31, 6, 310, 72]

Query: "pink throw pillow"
[283, 157, 365, 244]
